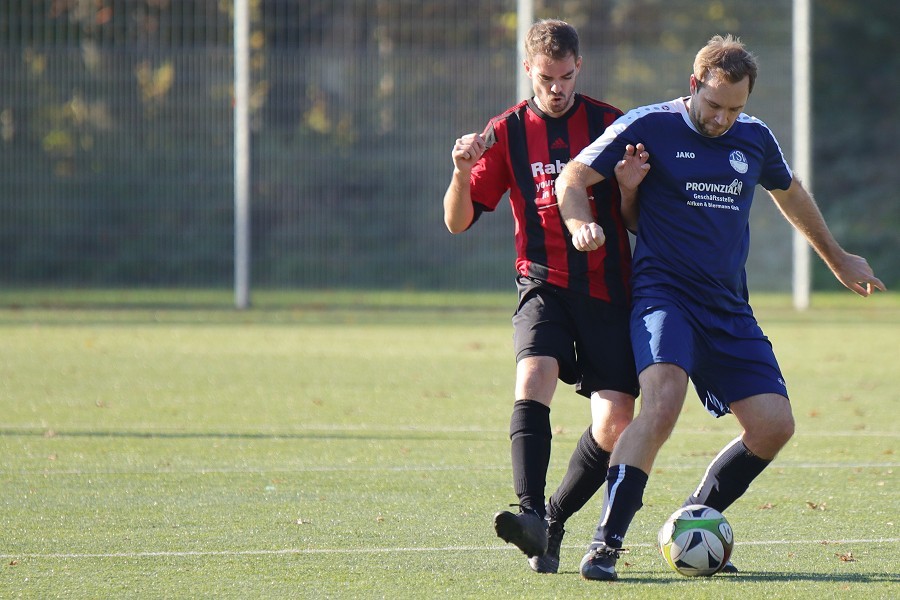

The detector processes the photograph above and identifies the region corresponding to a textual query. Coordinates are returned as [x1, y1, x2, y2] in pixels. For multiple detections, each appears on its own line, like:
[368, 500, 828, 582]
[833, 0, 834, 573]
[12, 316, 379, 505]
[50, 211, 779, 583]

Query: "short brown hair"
[525, 19, 579, 63]
[693, 34, 758, 93]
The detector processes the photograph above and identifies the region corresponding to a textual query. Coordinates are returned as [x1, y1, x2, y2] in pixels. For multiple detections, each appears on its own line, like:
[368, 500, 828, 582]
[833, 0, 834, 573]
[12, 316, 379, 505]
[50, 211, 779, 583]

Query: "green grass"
[0, 290, 897, 598]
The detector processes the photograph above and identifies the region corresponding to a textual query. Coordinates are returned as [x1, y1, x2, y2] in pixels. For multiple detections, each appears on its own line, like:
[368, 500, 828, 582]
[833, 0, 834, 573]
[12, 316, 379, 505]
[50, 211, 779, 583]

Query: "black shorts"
[512, 275, 639, 398]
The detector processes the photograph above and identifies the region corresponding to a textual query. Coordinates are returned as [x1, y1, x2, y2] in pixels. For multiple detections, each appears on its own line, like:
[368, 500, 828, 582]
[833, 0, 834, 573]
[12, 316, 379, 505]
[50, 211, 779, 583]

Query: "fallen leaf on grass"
[835, 551, 855, 562]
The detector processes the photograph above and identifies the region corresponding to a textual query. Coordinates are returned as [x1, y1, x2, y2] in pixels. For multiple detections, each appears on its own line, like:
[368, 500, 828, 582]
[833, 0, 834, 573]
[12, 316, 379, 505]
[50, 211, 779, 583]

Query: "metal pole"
[516, 0, 534, 102]
[792, 0, 812, 310]
[234, 0, 251, 309]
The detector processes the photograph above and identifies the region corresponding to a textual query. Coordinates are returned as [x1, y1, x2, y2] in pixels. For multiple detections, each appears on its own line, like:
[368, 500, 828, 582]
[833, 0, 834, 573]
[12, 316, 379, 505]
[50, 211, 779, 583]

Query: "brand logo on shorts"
[729, 150, 748, 174]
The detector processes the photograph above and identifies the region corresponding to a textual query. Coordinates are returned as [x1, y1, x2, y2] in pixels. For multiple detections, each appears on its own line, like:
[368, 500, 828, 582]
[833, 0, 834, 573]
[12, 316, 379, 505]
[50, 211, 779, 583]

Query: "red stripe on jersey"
[525, 106, 574, 289]
[468, 95, 631, 305]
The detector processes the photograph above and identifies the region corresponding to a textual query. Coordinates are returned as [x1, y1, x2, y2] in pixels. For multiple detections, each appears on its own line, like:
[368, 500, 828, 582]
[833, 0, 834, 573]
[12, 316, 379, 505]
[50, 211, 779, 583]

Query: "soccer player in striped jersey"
[443, 19, 649, 573]
[557, 34, 884, 581]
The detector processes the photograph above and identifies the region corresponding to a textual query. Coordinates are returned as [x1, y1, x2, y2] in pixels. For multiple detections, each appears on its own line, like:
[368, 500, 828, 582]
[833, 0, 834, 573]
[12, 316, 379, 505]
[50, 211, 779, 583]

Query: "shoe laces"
[589, 545, 628, 560]
[508, 503, 543, 519]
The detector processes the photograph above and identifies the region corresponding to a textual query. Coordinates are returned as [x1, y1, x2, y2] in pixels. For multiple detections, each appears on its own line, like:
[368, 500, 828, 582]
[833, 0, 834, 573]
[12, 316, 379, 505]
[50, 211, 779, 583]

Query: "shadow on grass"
[567, 569, 900, 585]
[733, 571, 900, 584]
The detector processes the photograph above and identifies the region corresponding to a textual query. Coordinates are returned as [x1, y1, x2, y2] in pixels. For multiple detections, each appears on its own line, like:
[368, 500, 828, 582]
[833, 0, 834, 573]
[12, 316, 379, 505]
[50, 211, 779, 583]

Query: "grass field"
[0, 289, 897, 599]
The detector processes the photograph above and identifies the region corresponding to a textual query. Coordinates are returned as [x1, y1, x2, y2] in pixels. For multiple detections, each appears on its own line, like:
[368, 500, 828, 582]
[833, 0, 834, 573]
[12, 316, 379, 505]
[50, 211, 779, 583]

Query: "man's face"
[688, 73, 751, 137]
[525, 53, 581, 117]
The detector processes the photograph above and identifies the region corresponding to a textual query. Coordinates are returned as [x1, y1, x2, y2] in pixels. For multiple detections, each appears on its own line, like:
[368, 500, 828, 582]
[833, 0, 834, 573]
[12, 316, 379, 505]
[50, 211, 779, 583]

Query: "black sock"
[685, 437, 771, 512]
[509, 399, 552, 518]
[592, 464, 648, 549]
[547, 426, 610, 523]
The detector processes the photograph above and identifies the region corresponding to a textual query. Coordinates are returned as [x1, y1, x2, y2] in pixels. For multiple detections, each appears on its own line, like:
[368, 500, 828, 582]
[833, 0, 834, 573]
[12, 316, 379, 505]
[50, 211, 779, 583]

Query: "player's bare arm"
[443, 133, 487, 233]
[769, 180, 886, 297]
[614, 143, 650, 232]
[557, 160, 607, 251]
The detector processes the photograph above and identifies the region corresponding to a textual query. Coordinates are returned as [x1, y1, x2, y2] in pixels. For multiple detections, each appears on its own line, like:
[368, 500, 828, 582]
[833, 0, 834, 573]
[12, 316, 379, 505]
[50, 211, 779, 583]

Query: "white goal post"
[234, 0, 251, 309]
[792, 0, 812, 310]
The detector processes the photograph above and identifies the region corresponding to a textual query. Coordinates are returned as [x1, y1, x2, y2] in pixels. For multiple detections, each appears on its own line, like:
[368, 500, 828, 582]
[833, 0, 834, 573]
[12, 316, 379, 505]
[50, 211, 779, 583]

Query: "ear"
[689, 74, 698, 94]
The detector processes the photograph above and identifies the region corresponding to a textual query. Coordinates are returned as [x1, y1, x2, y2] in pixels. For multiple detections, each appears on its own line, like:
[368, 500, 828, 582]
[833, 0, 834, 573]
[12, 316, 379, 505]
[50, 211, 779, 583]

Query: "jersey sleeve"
[468, 120, 511, 212]
[755, 119, 793, 191]
[573, 115, 635, 180]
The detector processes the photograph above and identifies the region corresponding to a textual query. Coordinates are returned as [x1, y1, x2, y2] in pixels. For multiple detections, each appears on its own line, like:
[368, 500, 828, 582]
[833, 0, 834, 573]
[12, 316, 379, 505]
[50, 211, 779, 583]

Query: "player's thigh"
[636, 362, 689, 426]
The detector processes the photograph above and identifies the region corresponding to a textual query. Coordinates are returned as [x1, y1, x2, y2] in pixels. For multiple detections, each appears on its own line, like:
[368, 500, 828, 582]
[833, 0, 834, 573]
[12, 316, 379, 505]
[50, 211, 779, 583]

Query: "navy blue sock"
[547, 426, 610, 523]
[685, 437, 771, 512]
[509, 399, 552, 518]
[592, 464, 649, 549]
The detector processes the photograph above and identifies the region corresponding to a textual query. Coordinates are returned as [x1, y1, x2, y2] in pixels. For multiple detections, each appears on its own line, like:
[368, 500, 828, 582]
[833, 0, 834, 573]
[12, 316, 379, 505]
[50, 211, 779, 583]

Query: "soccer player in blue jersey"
[556, 34, 885, 581]
[443, 19, 649, 573]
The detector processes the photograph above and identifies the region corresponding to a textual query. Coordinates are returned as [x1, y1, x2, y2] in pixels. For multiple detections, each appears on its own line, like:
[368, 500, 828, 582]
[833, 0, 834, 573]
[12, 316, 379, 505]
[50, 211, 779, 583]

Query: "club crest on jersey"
[729, 150, 749, 174]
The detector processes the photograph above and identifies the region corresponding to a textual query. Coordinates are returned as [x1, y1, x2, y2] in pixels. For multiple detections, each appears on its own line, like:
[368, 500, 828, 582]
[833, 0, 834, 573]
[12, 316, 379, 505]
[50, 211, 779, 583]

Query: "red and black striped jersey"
[468, 94, 632, 305]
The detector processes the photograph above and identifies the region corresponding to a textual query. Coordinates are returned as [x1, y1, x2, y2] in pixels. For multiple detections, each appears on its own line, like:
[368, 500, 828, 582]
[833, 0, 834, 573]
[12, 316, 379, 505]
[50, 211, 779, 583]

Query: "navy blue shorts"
[513, 276, 639, 399]
[630, 297, 789, 417]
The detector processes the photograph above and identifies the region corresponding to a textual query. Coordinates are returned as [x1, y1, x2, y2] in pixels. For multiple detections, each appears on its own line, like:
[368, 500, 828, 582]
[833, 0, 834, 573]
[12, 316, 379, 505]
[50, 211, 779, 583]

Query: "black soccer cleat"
[580, 543, 626, 581]
[493, 509, 548, 558]
[720, 560, 738, 574]
[528, 519, 564, 573]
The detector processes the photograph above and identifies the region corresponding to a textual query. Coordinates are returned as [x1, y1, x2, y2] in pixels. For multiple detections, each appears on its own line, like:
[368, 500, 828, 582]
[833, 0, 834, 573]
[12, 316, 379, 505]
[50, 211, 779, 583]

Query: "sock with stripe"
[591, 464, 648, 549]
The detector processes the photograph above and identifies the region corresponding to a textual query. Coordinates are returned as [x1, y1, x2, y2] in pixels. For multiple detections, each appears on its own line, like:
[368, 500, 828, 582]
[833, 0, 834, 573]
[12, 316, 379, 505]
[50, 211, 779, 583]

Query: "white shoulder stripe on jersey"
[737, 113, 793, 180]
[575, 98, 683, 167]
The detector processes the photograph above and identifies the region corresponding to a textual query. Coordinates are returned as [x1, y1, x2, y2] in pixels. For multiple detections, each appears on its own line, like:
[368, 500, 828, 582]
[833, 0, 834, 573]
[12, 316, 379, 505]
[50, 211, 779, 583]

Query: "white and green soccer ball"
[657, 504, 734, 576]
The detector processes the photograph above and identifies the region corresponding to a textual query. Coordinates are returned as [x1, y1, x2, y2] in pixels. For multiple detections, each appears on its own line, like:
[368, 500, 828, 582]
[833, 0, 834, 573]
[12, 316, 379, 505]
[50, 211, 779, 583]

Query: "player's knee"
[591, 410, 633, 450]
[771, 412, 795, 448]
[589, 392, 635, 449]
[631, 401, 680, 447]
[764, 403, 795, 448]
[748, 412, 794, 458]
[650, 399, 682, 430]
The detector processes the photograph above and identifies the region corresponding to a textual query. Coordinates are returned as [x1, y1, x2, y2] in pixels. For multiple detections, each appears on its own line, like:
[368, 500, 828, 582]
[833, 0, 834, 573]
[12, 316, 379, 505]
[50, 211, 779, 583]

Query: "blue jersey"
[575, 97, 793, 314]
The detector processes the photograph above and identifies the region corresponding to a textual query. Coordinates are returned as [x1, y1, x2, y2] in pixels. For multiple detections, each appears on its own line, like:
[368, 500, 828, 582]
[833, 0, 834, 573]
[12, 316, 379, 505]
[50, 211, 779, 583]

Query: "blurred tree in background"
[813, 0, 900, 287]
[0, 0, 895, 289]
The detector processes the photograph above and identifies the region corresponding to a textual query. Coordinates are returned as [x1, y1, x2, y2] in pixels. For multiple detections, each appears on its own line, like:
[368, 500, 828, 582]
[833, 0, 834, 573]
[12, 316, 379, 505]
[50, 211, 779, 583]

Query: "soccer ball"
[657, 504, 734, 577]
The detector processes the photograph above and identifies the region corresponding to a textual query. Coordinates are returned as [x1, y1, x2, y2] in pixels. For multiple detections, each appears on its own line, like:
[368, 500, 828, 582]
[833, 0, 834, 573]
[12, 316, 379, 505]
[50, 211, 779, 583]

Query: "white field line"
[2, 461, 897, 476]
[2, 538, 899, 560]
[2, 424, 898, 437]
